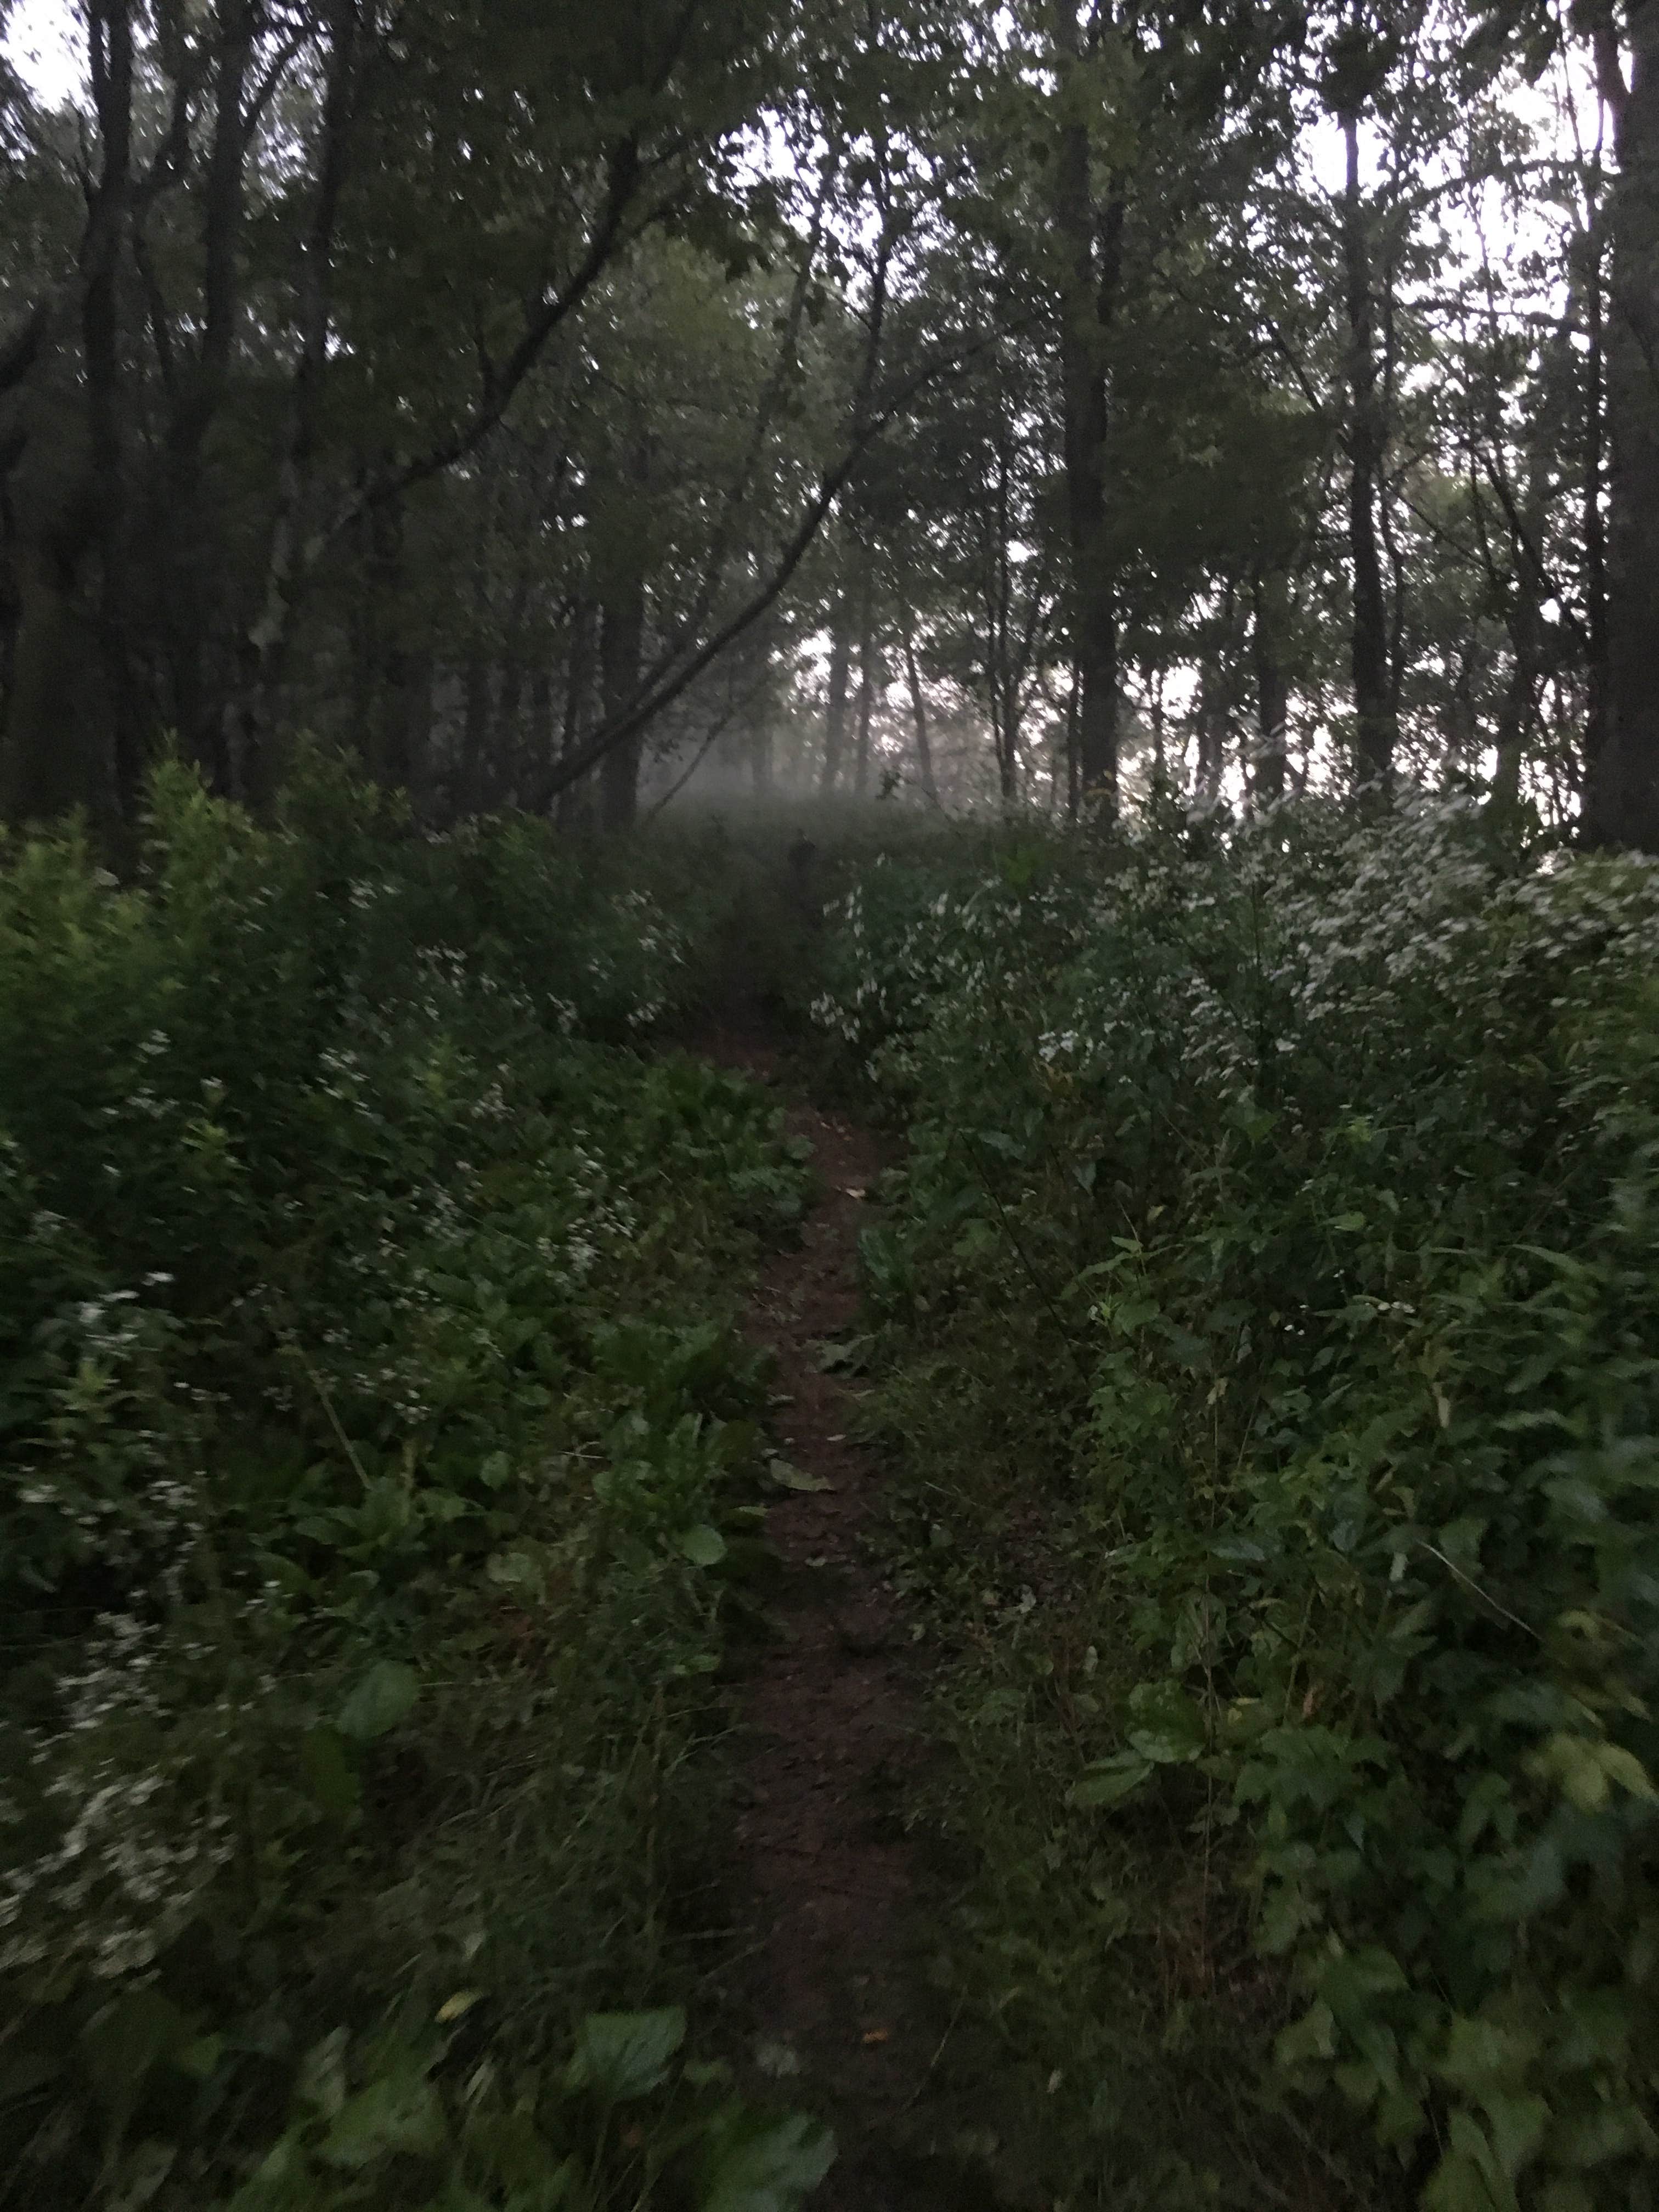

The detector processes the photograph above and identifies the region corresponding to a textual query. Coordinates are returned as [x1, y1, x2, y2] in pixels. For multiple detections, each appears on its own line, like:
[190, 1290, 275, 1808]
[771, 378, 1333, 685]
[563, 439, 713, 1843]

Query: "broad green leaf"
[81, 1988, 189, 2117]
[1125, 1680, 1206, 1763]
[1276, 2001, 1337, 2070]
[338, 1660, 419, 1744]
[564, 2008, 686, 2101]
[679, 1525, 728, 1567]
[319, 2067, 445, 2169]
[699, 2109, 837, 2210]
[1070, 1753, 1154, 1809]
[296, 2029, 348, 2119]
[300, 1725, 360, 1816]
[1483, 2091, 1549, 2177]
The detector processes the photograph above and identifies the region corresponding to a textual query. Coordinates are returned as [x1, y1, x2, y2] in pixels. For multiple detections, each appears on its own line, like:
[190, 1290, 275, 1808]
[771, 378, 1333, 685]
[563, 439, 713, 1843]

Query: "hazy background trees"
[1, 0, 1655, 840]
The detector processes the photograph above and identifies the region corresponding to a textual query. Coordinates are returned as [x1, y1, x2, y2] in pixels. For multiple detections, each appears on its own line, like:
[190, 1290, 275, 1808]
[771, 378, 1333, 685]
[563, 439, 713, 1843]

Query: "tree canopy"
[1, 0, 1655, 840]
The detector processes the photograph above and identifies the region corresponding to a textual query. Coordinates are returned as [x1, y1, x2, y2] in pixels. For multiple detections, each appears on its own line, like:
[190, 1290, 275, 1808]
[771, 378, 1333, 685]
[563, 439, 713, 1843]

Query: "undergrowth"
[818, 798, 1659, 2212]
[0, 761, 834, 2210]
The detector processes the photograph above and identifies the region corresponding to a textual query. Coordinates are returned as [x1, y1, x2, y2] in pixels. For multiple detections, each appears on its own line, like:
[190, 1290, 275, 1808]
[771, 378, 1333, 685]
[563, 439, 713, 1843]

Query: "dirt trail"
[702, 1028, 953, 2209]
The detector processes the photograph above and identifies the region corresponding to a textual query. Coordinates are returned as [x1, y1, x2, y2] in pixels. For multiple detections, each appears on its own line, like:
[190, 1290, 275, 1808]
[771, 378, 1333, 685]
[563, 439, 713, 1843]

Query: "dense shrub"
[819, 799, 1659, 2211]
[0, 764, 826, 2209]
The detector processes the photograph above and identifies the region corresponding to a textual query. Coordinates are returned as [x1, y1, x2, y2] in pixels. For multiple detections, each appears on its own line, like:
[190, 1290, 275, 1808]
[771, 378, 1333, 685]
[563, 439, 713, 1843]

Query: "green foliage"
[0, 760, 826, 2208]
[820, 798, 1659, 2208]
[209, 2006, 832, 2212]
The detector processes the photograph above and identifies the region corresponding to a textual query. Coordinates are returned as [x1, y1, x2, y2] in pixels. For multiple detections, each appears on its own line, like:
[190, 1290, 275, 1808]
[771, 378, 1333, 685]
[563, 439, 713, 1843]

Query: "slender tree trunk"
[369, 489, 423, 794]
[1251, 569, 1289, 807]
[160, 0, 253, 780]
[1051, 3, 1122, 815]
[819, 595, 852, 793]
[490, 565, 534, 801]
[902, 625, 939, 804]
[1195, 677, 1226, 804]
[1492, 636, 1534, 820]
[530, 664, 554, 809]
[232, 0, 358, 805]
[456, 488, 495, 817]
[558, 600, 595, 830]
[1340, 106, 1396, 792]
[1585, 4, 1659, 846]
[599, 579, 645, 831]
[82, 0, 140, 823]
[597, 431, 650, 832]
[853, 576, 876, 799]
[1064, 662, 1081, 817]
[1583, 180, 1610, 780]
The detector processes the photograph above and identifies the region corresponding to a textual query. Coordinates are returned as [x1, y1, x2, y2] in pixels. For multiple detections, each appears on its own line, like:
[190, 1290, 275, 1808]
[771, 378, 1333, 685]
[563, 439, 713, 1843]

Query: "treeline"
[1, 0, 1656, 836]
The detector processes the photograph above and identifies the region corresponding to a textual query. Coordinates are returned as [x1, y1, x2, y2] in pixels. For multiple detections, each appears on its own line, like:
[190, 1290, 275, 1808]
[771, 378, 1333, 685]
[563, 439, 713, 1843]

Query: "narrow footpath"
[704, 1030, 970, 2209]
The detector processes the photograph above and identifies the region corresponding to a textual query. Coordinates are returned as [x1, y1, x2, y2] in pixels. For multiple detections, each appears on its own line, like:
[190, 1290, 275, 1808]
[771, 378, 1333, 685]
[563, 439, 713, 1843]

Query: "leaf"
[224, 2129, 304, 2210]
[319, 2067, 445, 2169]
[1276, 2001, 1338, 2070]
[564, 2008, 686, 2101]
[1125, 1680, 1206, 1763]
[680, 1525, 728, 1567]
[753, 2040, 801, 2079]
[436, 1991, 483, 2023]
[300, 1724, 361, 1816]
[177, 2035, 223, 2083]
[296, 2029, 349, 2119]
[337, 1659, 418, 1745]
[1483, 2090, 1549, 2177]
[699, 2109, 837, 2210]
[814, 1334, 871, 1374]
[1070, 1753, 1154, 1809]
[108, 2140, 177, 2212]
[768, 1462, 833, 1494]
[0, 2048, 62, 2103]
[81, 1988, 189, 2118]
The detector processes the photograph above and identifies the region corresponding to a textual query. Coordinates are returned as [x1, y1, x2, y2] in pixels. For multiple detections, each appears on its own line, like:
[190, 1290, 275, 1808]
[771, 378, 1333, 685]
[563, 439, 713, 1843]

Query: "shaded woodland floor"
[702, 1022, 1042, 2210]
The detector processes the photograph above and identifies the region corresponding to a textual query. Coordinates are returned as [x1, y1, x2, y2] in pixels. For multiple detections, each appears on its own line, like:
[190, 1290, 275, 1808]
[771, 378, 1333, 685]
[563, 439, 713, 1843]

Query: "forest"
[2, 0, 1658, 2208]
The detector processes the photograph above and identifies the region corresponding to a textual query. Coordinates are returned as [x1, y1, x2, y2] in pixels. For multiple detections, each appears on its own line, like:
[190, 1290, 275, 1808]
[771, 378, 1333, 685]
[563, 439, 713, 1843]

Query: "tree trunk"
[599, 579, 645, 831]
[819, 596, 851, 793]
[82, 0, 140, 824]
[1341, 107, 1397, 793]
[1585, 2, 1659, 847]
[853, 575, 876, 799]
[1251, 569, 1289, 807]
[230, 0, 358, 807]
[1582, 171, 1611, 782]
[1, 550, 108, 822]
[530, 664, 554, 810]
[1492, 642, 1533, 821]
[1064, 662, 1081, 817]
[158, 0, 253, 781]
[1051, 4, 1122, 815]
[558, 600, 595, 830]
[902, 625, 940, 804]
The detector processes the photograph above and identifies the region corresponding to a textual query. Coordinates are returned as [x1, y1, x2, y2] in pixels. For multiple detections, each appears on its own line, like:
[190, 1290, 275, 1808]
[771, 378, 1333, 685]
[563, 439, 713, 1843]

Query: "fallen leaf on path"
[840, 1186, 867, 1200]
[861, 2028, 890, 2046]
[769, 1460, 834, 1494]
[815, 1334, 873, 1374]
[754, 2039, 802, 2079]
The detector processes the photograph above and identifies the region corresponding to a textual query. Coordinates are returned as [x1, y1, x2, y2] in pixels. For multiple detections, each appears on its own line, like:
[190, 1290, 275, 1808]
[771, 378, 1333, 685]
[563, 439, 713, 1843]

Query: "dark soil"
[698, 1025, 1010, 2209]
